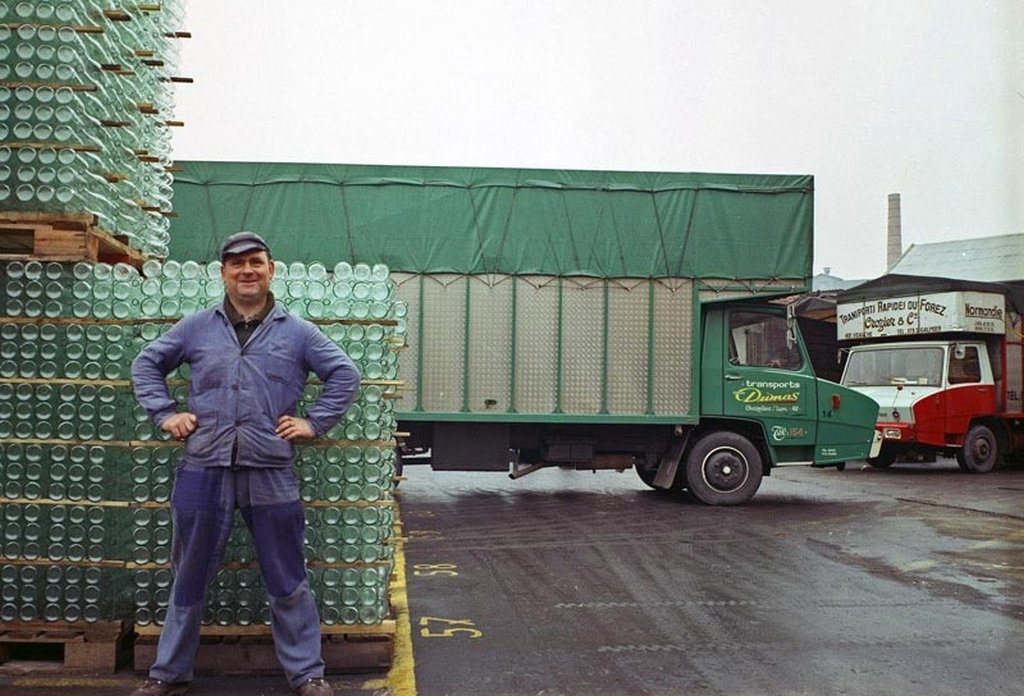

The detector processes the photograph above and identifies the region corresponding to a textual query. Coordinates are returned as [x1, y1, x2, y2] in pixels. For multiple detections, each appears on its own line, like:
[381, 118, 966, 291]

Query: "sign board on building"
[836, 290, 1006, 341]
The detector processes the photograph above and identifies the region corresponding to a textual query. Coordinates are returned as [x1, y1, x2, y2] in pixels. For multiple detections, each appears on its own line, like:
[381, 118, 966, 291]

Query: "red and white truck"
[836, 275, 1024, 472]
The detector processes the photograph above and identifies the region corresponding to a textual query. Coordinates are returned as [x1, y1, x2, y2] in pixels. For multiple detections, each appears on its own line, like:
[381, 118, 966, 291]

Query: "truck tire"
[866, 447, 897, 469]
[684, 432, 763, 506]
[957, 424, 1001, 474]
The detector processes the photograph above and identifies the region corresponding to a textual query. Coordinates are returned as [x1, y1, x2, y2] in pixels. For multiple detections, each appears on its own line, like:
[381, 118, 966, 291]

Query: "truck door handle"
[725, 373, 742, 381]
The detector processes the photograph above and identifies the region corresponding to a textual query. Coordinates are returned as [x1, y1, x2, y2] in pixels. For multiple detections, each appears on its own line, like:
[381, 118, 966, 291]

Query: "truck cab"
[702, 303, 883, 463]
[841, 340, 1000, 470]
[674, 302, 883, 502]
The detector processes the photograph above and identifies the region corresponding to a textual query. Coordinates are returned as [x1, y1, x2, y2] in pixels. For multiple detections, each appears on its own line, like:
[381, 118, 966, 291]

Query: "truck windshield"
[843, 347, 944, 387]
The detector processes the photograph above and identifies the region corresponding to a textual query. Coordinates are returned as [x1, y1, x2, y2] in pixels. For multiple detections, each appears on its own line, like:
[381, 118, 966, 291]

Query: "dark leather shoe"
[130, 679, 191, 696]
[295, 677, 333, 695]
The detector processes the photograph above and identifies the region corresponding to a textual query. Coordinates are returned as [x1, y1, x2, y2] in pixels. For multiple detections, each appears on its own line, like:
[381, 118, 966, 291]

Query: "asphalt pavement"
[400, 459, 1023, 696]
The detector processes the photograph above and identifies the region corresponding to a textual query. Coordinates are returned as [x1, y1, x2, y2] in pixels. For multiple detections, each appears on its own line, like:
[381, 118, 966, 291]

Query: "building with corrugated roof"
[888, 233, 1024, 283]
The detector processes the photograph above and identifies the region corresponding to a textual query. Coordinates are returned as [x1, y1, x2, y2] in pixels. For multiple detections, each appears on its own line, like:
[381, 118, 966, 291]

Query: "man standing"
[130, 232, 360, 696]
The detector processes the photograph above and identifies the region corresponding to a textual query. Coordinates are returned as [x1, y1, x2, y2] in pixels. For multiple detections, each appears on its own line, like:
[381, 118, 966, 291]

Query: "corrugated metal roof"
[890, 233, 1024, 282]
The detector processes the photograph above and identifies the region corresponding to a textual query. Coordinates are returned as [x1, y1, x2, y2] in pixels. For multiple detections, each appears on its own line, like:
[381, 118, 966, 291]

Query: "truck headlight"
[883, 428, 902, 439]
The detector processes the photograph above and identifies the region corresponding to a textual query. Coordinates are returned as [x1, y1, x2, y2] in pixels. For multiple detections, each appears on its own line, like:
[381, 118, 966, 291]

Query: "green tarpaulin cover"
[169, 161, 813, 280]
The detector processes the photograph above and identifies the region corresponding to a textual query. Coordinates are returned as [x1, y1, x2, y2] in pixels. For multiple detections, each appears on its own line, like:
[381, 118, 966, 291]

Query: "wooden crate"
[0, 619, 133, 673]
[0, 211, 146, 267]
[133, 622, 395, 674]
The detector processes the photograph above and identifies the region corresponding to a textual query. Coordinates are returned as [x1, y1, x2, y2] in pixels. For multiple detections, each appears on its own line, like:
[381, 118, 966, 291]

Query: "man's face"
[221, 250, 274, 306]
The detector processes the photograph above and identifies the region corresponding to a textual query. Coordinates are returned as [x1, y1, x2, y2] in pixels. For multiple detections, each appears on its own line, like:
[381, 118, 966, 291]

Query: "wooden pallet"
[0, 619, 133, 673]
[0, 211, 146, 267]
[134, 621, 395, 674]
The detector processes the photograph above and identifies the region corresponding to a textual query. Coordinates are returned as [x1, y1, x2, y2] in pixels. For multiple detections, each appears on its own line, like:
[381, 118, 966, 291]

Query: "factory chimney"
[886, 193, 902, 271]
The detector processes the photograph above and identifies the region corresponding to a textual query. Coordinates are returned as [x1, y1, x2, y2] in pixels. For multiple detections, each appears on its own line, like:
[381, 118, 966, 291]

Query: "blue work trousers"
[148, 466, 324, 688]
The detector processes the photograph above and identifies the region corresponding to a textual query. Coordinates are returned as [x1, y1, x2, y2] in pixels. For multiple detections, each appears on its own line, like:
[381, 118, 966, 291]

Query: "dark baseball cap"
[220, 231, 271, 260]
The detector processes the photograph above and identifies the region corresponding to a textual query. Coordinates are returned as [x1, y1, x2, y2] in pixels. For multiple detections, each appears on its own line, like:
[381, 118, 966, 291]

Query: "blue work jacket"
[131, 302, 361, 468]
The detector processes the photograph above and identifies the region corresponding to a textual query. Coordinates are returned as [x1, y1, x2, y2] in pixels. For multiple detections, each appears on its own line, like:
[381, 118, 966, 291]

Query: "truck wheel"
[958, 425, 1001, 474]
[866, 447, 896, 469]
[684, 432, 763, 506]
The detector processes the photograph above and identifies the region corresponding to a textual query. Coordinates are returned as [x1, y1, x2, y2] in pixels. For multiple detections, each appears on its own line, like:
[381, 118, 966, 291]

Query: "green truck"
[167, 161, 880, 505]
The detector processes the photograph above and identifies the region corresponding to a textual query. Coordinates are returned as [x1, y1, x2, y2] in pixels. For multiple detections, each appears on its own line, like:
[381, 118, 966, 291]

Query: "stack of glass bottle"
[0, 259, 405, 627]
[0, 0, 183, 257]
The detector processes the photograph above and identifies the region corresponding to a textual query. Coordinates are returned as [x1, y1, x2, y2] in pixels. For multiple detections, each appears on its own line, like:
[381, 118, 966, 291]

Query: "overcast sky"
[171, 1, 1023, 281]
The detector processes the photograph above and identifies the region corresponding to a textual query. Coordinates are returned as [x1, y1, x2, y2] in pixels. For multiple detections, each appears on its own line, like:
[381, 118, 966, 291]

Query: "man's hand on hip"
[161, 412, 198, 440]
[277, 415, 315, 441]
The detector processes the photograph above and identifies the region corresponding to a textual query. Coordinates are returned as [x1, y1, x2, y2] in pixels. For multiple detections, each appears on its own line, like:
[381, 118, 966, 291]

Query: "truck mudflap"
[869, 429, 883, 459]
[652, 432, 690, 489]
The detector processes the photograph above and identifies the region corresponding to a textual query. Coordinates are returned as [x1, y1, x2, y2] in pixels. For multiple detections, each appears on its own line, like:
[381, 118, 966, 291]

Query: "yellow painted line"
[12, 676, 135, 688]
[363, 503, 417, 695]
